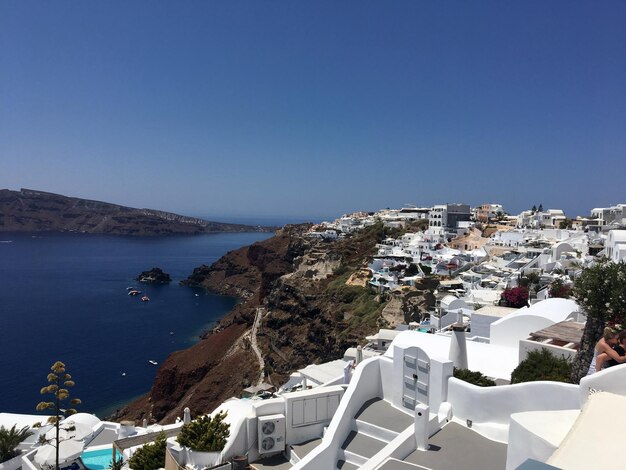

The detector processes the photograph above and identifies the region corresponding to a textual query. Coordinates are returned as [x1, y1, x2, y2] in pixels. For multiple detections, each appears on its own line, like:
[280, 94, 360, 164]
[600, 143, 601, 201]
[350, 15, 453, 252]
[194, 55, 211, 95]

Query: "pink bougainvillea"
[502, 286, 529, 308]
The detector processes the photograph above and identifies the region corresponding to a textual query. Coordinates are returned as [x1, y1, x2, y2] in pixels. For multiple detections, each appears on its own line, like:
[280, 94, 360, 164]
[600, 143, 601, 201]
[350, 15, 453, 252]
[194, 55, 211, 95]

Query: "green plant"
[453, 368, 496, 387]
[511, 349, 572, 384]
[405, 263, 419, 276]
[177, 412, 230, 452]
[548, 278, 571, 298]
[128, 432, 166, 470]
[110, 455, 125, 470]
[419, 264, 432, 275]
[36, 361, 82, 470]
[0, 425, 33, 463]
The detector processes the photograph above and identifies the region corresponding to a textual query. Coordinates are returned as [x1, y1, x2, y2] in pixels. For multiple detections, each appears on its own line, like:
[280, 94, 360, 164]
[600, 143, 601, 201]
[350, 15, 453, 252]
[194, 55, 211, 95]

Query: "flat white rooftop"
[298, 359, 347, 385]
[474, 306, 517, 318]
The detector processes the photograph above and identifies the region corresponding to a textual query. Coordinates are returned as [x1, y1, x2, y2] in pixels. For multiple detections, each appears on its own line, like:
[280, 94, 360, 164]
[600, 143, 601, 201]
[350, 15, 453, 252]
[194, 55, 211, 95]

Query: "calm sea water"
[0, 231, 272, 418]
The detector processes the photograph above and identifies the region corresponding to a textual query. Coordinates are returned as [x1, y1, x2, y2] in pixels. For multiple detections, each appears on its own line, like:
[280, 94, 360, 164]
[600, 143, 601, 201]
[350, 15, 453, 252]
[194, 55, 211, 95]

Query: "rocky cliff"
[0, 188, 271, 235]
[115, 223, 436, 423]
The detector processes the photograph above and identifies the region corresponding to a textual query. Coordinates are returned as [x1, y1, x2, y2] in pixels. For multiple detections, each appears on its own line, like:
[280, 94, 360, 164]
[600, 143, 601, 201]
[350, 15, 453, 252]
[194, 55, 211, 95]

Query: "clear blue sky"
[1, 1, 625, 220]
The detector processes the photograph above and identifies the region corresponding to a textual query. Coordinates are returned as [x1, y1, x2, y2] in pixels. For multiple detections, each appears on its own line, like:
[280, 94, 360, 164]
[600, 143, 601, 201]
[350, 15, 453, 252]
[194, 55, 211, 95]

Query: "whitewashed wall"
[490, 315, 555, 348]
[579, 363, 626, 406]
[446, 378, 579, 443]
[292, 357, 383, 470]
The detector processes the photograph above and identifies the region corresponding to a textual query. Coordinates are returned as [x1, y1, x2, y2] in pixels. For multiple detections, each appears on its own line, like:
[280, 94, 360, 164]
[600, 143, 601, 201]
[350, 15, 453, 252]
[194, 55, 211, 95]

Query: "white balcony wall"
[446, 378, 579, 443]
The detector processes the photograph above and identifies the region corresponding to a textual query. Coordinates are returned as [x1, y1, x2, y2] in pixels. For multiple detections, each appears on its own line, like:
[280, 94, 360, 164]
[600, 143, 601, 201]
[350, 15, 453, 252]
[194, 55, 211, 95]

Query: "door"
[402, 346, 429, 410]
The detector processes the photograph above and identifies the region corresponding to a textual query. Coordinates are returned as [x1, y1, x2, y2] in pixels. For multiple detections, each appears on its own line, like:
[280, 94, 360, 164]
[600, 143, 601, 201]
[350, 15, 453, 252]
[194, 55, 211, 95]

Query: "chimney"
[449, 309, 468, 369]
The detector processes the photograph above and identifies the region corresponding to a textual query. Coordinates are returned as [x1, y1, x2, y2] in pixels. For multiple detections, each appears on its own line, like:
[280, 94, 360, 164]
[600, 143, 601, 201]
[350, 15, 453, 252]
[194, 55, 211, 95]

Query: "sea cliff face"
[115, 223, 436, 423]
[0, 188, 271, 235]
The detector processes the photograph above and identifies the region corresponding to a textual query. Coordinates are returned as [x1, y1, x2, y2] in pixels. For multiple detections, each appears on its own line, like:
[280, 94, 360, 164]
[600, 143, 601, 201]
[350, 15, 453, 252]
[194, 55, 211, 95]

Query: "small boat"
[128, 290, 141, 296]
[141, 296, 150, 302]
[194, 293, 199, 297]
[121, 372, 126, 376]
[148, 360, 158, 365]
[169, 331, 174, 335]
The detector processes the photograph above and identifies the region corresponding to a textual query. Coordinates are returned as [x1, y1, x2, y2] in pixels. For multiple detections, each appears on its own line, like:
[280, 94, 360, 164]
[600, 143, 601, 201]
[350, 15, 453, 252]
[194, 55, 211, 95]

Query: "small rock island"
[136, 267, 172, 284]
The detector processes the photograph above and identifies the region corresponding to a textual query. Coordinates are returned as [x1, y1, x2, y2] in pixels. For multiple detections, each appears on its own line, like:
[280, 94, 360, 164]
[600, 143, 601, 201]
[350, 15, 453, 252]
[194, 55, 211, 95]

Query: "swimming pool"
[81, 448, 122, 470]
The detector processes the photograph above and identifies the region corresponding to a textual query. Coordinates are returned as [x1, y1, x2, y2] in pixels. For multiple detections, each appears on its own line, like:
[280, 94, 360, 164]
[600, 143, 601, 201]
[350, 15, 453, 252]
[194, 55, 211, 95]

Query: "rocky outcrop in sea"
[136, 267, 172, 284]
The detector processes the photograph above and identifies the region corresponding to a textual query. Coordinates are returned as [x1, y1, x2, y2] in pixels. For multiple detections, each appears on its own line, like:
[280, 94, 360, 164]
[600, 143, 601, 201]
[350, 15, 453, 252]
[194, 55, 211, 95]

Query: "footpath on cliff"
[114, 222, 436, 424]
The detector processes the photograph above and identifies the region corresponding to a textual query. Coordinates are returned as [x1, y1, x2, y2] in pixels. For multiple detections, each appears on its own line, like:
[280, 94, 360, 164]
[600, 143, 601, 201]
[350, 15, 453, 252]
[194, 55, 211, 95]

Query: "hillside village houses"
[475, 203, 504, 223]
[310, 202, 626, 324]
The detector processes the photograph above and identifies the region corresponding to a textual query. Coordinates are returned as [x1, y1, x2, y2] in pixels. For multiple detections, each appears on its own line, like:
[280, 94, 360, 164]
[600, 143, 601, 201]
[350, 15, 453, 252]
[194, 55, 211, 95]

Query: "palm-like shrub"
[177, 411, 230, 452]
[128, 432, 166, 470]
[0, 425, 33, 463]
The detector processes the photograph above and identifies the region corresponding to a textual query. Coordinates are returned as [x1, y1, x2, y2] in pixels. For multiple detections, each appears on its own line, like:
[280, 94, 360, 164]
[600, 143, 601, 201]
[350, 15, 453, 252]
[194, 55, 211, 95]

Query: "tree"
[0, 425, 33, 463]
[538, 204, 544, 212]
[128, 432, 166, 470]
[177, 412, 230, 452]
[511, 349, 572, 384]
[531, 205, 537, 214]
[36, 361, 81, 470]
[570, 261, 626, 382]
[405, 263, 419, 277]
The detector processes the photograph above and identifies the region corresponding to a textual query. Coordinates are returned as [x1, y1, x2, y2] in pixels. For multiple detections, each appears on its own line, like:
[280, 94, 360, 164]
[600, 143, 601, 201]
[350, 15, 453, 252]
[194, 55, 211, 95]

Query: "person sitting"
[588, 327, 626, 374]
[604, 330, 626, 368]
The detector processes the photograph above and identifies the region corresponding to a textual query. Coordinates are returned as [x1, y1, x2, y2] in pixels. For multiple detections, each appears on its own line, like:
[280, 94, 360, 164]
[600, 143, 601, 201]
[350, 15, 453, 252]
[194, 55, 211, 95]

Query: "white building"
[428, 204, 472, 240]
[517, 209, 566, 229]
[605, 229, 626, 262]
[591, 204, 626, 226]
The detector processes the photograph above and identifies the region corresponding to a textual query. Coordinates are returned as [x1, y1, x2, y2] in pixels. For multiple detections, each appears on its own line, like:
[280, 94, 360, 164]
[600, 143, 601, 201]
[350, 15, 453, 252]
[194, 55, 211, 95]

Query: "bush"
[549, 279, 572, 299]
[510, 349, 572, 384]
[177, 411, 230, 452]
[405, 263, 419, 276]
[128, 432, 166, 470]
[453, 368, 496, 387]
[501, 286, 529, 308]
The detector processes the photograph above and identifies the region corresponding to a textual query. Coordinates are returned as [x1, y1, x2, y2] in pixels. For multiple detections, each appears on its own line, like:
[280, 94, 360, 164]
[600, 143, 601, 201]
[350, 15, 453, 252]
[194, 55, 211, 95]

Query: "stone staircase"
[336, 398, 413, 470]
[288, 438, 323, 465]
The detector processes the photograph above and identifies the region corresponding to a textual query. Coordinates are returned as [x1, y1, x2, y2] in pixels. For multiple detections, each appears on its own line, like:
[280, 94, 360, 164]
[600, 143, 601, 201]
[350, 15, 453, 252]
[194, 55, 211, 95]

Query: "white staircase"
[336, 397, 413, 470]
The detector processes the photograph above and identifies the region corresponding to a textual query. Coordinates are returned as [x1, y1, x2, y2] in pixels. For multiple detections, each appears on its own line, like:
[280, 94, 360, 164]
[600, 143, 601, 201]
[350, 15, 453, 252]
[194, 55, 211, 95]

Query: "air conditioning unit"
[257, 414, 286, 455]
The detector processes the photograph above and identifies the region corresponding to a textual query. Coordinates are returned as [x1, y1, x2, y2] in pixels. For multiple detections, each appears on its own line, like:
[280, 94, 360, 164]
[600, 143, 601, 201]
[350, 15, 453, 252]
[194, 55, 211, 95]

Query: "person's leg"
[596, 352, 609, 371]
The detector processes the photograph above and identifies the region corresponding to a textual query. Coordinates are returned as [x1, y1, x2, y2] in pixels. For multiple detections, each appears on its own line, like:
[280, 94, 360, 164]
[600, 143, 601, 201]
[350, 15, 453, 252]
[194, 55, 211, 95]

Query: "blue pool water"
[81, 448, 122, 470]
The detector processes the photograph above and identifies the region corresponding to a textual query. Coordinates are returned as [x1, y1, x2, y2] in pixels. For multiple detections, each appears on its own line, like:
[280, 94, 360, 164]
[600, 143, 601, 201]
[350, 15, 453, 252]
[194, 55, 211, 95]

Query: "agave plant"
[36, 361, 82, 470]
[177, 411, 230, 452]
[0, 425, 33, 463]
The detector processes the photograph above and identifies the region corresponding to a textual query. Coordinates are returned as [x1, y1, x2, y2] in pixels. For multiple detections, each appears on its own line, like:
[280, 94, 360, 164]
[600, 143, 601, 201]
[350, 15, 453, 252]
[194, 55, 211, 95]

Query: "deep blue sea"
[0, 231, 272, 418]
